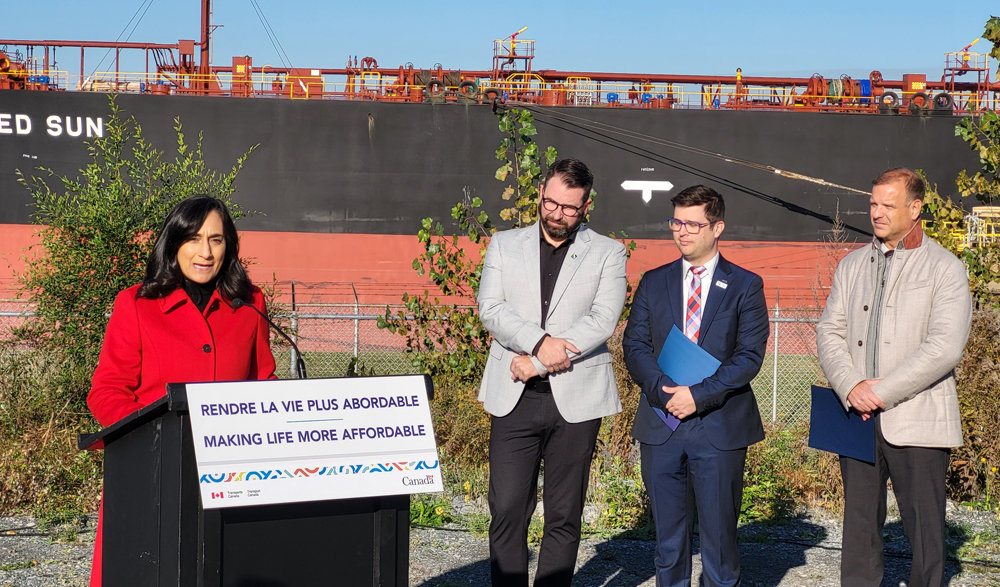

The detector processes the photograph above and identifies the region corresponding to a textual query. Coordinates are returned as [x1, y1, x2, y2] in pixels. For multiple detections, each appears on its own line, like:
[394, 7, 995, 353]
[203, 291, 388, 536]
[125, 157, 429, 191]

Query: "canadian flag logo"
[211, 492, 224, 499]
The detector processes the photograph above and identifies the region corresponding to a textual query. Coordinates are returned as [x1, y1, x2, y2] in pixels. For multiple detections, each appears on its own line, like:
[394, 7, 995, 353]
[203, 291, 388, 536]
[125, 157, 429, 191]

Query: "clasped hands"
[510, 336, 580, 382]
[847, 379, 884, 421]
[661, 385, 697, 419]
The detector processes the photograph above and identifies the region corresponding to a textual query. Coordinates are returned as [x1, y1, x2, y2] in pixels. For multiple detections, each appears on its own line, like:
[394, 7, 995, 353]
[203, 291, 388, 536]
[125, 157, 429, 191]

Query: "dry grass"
[0, 333, 102, 516]
[606, 331, 640, 463]
[430, 383, 492, 471]
[950, 308, 1000, 506]
[0, 420, 102, 515]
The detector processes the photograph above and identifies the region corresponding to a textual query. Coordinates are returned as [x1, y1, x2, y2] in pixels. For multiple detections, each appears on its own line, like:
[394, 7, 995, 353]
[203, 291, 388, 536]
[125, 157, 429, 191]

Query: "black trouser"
[488, 385, 602, 587]
[840, 419, 951, 587]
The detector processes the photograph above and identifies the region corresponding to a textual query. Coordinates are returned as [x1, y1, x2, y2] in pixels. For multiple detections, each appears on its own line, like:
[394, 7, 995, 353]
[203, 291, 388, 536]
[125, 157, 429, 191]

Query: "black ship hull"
[0, 90, 980, 304]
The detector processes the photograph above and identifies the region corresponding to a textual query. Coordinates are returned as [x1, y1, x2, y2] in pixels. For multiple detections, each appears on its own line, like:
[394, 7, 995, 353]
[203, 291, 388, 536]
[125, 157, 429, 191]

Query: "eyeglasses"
[540, 196, 586, 218]
[667, 218, 713, 233]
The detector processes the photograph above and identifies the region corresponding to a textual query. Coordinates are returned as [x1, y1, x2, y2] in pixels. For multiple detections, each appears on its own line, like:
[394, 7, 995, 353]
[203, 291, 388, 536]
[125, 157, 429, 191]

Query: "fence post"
[351, 283, 359, 359]
[289, 315, 299, 377]
[290, 280, 299, 378]
[771, 288, 780, 423]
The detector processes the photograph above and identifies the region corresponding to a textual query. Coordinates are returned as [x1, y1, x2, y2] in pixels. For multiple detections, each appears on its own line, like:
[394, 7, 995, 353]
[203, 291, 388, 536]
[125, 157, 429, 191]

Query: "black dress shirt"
[533, 224, 577, 354]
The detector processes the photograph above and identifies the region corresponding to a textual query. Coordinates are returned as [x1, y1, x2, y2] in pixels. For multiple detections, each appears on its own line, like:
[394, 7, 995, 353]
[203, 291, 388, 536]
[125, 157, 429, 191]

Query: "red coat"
[88, 283, 277, 586]
[88, 284, 277, 427]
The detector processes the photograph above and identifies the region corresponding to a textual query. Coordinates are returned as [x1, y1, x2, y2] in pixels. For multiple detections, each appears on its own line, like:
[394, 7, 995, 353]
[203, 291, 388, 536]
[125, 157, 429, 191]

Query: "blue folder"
[652, 325, 722, 430]
[807, 385, 875, 464]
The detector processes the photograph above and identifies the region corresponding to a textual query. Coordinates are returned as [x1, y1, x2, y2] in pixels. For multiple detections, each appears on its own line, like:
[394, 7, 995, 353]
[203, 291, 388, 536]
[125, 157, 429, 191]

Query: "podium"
[79, 379, 432, 587]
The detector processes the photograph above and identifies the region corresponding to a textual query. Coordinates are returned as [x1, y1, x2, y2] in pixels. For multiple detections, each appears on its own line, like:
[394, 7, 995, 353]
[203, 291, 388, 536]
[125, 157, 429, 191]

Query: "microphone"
[232, 297, 307, 379]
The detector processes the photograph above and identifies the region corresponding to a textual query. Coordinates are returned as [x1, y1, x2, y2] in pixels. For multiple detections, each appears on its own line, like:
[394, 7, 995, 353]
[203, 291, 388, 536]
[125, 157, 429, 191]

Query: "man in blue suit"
[623, 185, 769, 587]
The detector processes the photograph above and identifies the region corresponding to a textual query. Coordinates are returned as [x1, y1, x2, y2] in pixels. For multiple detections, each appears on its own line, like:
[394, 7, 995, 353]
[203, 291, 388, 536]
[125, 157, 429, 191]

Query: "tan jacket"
[816, 229, 972, 448]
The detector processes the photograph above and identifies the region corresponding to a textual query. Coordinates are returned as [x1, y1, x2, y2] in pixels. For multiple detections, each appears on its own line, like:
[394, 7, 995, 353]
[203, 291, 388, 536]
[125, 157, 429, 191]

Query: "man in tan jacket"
[817, 167, 972, 587]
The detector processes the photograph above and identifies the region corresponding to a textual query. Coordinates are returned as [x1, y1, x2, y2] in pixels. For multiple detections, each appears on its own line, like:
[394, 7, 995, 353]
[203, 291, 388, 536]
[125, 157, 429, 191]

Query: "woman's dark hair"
[137, 195, 252, 301]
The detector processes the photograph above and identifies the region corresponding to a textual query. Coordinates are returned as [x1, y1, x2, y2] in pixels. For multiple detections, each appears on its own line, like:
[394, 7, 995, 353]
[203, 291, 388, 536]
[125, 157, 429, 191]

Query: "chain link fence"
[0, 300, 822, 424]
[0, 300, 32, 344]
[285, 305, 823, 424]
[273, 304, 416, 379]
[751, 309, 823, 424]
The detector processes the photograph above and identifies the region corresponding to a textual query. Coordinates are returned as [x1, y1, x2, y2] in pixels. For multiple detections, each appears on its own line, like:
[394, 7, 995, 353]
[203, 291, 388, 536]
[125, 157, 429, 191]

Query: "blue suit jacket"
[623, 255, 768, 449]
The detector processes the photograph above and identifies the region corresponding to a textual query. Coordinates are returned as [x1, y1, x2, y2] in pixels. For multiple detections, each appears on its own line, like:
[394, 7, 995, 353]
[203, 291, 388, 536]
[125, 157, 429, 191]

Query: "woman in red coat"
[87, 195, 277, 586]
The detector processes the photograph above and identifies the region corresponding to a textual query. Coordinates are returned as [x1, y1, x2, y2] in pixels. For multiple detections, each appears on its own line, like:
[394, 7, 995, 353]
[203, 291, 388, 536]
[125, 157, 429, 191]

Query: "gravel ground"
[2, 506, 998, 586]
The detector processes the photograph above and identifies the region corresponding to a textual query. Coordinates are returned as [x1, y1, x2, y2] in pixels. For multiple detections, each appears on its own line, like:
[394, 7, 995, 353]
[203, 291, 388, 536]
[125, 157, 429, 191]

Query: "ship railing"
[492, 38, 535, 60]
[944, 51, 989, 73]
[16, 56, 69, 83]
[6, 68, 70, 90]
[564, 77, 598, 106]
[923, 206, 1000, 251]
[35, 70, 1000, 113]
[966, 207, 1000, 249]
[496, 73, 547, 96]
[80, 70, 216, 94]
[67, 69, 465, 101]
[495, 81, 866, 111]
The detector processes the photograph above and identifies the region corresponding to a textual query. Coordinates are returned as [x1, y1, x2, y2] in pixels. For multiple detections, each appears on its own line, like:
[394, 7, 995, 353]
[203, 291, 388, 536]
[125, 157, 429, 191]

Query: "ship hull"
[0, 90, 980, 303]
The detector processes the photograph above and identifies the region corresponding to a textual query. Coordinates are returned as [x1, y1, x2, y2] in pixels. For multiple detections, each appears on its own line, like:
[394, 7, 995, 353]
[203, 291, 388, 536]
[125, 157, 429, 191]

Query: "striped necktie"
[685, 266, 707, 343]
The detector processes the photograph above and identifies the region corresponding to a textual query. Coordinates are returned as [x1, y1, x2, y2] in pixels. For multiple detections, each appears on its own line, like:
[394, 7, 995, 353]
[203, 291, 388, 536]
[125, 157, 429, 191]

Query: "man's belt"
[523, 377, 551, 393]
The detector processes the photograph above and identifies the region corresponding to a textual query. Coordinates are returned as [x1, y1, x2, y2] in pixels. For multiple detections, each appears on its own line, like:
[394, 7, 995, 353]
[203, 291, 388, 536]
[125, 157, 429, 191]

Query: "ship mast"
[201, 0, 211, 73]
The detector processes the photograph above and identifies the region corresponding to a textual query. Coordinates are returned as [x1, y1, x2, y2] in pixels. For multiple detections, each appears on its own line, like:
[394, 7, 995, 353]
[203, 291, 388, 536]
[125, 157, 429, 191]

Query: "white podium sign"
[186, 375, 442, 509]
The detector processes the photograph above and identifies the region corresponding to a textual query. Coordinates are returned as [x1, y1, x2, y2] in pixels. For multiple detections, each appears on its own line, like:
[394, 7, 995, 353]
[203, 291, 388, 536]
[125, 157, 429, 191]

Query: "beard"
[542, 214, 584, 240]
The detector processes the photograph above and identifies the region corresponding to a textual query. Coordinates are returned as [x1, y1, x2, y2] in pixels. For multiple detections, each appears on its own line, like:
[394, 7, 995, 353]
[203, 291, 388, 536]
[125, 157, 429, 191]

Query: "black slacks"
[488, 387, 602, 587]
[839, 419, 950, 587]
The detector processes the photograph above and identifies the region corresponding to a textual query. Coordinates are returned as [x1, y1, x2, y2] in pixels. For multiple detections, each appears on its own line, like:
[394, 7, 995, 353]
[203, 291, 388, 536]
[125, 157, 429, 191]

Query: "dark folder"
[807, 385, 875, 464]
[652, 325, 722, 430]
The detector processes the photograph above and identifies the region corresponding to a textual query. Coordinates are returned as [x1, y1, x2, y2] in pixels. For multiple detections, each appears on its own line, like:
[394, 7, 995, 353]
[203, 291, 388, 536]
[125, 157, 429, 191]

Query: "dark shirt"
[532, 224, 578, 356]
[182, 278, 218, 314]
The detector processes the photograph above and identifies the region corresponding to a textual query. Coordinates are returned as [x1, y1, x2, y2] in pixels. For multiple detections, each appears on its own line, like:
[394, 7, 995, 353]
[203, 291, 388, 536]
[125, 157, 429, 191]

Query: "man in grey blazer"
[817, 167, 972, 587]
[478, 158, 627, 587]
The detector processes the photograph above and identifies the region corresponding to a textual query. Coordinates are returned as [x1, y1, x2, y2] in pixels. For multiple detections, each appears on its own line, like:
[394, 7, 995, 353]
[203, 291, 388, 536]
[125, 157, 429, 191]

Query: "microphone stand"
[232, 298, 307, 379]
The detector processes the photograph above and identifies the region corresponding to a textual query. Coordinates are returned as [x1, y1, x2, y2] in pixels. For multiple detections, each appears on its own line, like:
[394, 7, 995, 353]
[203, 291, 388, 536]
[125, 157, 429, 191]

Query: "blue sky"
[9, 1, 998, 81]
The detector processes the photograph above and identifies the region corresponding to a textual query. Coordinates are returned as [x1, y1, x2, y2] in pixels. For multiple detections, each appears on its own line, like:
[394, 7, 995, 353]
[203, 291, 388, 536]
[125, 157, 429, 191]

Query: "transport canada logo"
[211, 492, 224, 499]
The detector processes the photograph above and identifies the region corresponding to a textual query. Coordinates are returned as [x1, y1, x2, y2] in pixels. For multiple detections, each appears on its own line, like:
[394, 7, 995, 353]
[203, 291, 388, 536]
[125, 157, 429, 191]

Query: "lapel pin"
[571, 254, 577, 259]
[716, 280, 728, 289]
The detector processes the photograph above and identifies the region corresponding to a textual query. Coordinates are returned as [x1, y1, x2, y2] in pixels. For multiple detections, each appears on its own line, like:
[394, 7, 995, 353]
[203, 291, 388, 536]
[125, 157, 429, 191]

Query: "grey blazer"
[477, 223, 627, 423]
[816, 232, 972, 448]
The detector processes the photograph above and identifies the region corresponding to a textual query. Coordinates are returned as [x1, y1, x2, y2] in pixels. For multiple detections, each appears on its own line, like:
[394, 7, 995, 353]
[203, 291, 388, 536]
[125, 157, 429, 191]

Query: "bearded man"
[477, 158, 627, 587]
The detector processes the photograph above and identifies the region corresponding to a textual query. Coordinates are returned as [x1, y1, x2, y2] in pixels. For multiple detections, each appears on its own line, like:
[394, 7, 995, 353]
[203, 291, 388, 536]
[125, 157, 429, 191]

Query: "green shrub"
[950, 308, 1000, 510]
[590, 456, 651, 533]
[742, 424, 843, 522]
[441, 456, 489, 504]
[410, 494, 454, 527]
